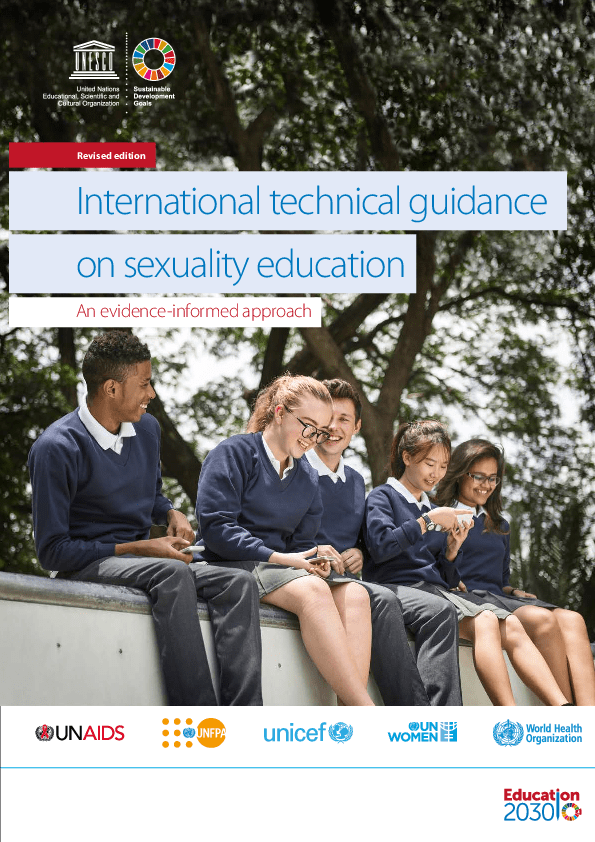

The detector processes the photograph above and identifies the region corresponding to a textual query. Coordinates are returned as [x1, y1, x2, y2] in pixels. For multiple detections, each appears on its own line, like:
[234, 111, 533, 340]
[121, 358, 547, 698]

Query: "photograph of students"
[434, 438, 595, 706]
[194, 374, 376, 705]
[28, 332, 263, 706]
[306, 378, 429, 705]
[364, 420, 573, 706]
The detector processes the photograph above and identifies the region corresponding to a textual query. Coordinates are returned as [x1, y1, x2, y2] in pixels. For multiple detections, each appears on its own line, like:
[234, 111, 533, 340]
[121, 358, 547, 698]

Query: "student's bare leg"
[499, 614, 569, 706]
[459, 612, 516, 706]
[330, 582, 372, 688]
[262, 576, 374, 706]
[552, 608, 595, 705]
[513, 605, 572, 701]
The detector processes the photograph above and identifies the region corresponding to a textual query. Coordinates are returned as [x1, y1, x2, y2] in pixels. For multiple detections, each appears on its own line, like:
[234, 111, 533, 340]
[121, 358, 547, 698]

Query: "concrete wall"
[0, 572, 542, 706]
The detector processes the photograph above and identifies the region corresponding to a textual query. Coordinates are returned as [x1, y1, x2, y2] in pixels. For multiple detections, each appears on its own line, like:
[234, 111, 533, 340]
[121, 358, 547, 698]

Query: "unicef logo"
[409, 722, 420, 731]
[493, 720, 524, 746]
[328, 722, 353, 744]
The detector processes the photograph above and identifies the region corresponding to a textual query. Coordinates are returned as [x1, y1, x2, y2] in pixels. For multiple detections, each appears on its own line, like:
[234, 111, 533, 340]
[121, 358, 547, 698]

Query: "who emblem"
[328, 722, 353, 744]
[493, 720, 524, 746]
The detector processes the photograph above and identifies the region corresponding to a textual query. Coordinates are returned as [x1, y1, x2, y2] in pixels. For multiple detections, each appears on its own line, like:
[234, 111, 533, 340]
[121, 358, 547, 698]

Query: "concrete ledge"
[0, 571, 541, 706]
[0, 571, 300, 630]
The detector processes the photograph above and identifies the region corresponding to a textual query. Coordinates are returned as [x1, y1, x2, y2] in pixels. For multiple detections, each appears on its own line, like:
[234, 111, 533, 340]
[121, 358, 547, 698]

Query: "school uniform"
[195, 432, 355, 596]
[364, 479, 473, 706]
[306, 450, 429, 706]
[28, 406, 263, 706]
[451, 503, 557, 611]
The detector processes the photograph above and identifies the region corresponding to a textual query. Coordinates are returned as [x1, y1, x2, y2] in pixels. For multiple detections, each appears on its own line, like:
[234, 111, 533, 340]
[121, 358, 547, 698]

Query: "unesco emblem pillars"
[69, 41, 119, 80]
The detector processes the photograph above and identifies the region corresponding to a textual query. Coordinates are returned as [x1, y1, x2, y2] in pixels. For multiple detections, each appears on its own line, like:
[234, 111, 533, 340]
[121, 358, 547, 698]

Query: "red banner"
[9, 142, 156, 169]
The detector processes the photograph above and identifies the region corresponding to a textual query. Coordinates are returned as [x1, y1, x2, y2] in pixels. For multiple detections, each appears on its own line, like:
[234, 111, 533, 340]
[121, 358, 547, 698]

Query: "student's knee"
[297, 576, 334, 612]
[433, 599, 459, 627]
[554, 608, 588, 636]
[501, 613, 526, 645]
[517, 606, 557, 636]
[345, 582, 370, 609]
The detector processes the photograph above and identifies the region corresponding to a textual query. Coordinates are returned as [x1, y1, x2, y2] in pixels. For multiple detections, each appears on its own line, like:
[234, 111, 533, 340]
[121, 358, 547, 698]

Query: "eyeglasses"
[283, 405, 331, 443]
[467, 473, 500, 486]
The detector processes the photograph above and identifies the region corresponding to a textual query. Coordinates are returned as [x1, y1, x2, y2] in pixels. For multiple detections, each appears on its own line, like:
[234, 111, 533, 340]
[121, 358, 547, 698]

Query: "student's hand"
[317, 543, 345, 575]
[423, 507, 474, 533]
[445, 517, 473, 560]
[270, 548, 329, 576]
[342, 548, 364, 574]
[511, 588, 537, 599]
[166, 509, 195, 542]
[116, 535, 192, 563]
[457, 580, 468, 592]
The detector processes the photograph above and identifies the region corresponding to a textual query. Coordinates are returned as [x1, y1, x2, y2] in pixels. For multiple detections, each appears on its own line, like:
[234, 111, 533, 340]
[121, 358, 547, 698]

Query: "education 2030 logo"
[504, 788, 582, 822]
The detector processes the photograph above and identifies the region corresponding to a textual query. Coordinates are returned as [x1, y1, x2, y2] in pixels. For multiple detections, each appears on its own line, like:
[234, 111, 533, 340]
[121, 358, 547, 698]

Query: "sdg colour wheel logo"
[133, 39, 175, 81]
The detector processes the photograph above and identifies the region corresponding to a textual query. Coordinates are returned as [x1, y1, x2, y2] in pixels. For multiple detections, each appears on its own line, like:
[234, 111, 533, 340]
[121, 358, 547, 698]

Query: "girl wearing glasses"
[364, 421, 571, 705]
[434, 439, 595, 705]
[195, 374, 375, 705]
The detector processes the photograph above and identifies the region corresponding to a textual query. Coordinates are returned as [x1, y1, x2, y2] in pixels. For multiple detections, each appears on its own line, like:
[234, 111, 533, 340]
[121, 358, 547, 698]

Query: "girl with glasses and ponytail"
[434, 439, 595, 705]
[194, 375, 376, 705]
[364, 421, 573, 706]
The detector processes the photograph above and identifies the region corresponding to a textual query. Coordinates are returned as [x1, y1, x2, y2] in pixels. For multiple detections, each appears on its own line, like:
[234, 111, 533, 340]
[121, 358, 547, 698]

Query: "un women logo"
[493, 720, 524, 746]
[328, 722, 353, 744]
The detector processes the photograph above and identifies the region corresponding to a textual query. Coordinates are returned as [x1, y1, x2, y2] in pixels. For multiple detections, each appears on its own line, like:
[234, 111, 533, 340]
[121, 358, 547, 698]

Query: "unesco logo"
[493, 721, 524, 746]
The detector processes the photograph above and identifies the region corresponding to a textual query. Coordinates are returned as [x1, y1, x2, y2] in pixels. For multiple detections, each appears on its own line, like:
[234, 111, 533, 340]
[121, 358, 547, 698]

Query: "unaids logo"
[493, 720, 524, 746]
[328, 722, 353, 744]
[35, 724, 54, 741]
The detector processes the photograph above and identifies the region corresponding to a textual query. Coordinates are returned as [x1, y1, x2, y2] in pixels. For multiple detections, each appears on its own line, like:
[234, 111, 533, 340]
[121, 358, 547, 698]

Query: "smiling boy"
[28, 332, 262, 706]
[306, 378, 429, 705]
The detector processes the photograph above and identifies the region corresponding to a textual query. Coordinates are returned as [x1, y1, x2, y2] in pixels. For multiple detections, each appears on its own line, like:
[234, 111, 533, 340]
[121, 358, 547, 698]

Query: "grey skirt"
[407, 582, 511, 621]
[468, 589, 558, 612]
[209, 559, 361, 599]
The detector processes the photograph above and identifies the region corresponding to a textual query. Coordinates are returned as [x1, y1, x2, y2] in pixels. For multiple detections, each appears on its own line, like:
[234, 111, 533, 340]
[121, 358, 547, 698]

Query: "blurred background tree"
[2, 0, 594, 634]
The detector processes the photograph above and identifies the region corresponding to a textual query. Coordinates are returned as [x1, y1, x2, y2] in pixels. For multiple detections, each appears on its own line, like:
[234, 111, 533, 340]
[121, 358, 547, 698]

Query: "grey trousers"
[355, 579, 430, 706]
[68, 556, 263, 706]
[381, 583, 463, 706]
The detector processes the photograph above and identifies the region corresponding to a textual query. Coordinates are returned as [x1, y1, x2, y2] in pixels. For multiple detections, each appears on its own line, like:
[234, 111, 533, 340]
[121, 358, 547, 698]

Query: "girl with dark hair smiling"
[434, 438, 595, 705]
[364, 421, 572, 706]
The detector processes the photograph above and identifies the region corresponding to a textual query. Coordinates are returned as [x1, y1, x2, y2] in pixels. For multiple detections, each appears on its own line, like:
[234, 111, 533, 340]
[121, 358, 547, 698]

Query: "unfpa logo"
[162, 717, 225, 748]
[493, 721, 524, 746]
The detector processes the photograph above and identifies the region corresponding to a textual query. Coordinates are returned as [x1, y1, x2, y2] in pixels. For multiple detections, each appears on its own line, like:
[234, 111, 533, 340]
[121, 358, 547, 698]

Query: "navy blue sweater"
[451, 513, 510, 594]
[28, 410, 173, 572]
[195, 432, 323, 563]
[363, 483, 458, 588]
[315, 466, 365, 553]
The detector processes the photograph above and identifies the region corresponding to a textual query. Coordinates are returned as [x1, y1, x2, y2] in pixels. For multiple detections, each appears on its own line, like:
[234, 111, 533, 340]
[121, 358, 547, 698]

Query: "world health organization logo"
[328, 722, 353, 744]
[493, 720, 524, 746]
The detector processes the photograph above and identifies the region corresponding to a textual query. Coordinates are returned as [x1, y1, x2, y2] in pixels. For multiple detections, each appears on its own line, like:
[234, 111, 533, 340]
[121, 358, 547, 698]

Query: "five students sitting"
[29, 332, 595, 705]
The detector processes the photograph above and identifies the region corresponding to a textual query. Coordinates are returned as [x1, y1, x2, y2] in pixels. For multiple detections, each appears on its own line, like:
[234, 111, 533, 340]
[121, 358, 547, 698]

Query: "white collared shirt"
[454, 499, 487, 518]
[78, 401, 136, 455]
[305, 448, 346, 483]
[386, 476, 432, 511]
[261, 435, 294, 479]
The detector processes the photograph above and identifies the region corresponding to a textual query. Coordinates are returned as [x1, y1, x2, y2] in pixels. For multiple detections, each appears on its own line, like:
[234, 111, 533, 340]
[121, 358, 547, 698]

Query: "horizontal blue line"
[3, 766, 594, 770]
